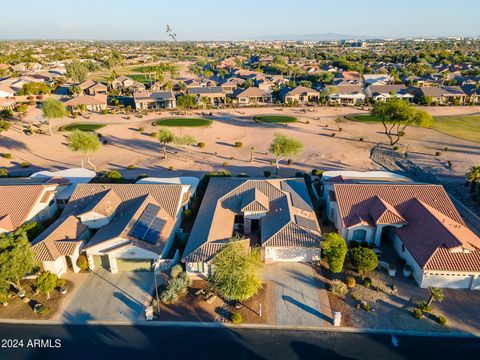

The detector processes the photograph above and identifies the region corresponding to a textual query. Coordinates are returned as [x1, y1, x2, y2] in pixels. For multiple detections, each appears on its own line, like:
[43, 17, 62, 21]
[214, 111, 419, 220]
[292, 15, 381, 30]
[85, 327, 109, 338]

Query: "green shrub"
[222, 162, 229, 167]
[393, 146, 399, 151]
[197, 142, 205, 148]
[234, 141, 243, 148]
[76, 254, 89, 271]
[287, 159, 293, 165]
[37, 305, 50, 316]
[363, 277, 372, 288]
[127, 164, 135, 170]
[330, 279, 348, 298]
[346, 276, 356, 288]
[160, 271, 190, 304]
[311, 169, 323, 176]
[231, 312, 243, 324]
[362, 302, 372, 312]
[0, 168, 8, 177]
[417, 302, 432, 312]
[56, 278, 66, 288]
[0, 291, 9, 305]
[413, 308, 423, 319]
[349, 247, 378, 274]
[20, 162, 30, 168]
[436, 315, 448, 326]
[170, 264, 183, 279]
[101, 109, 108, 115]
[264, 171, 271, 178]
[105, 170, 122, 180]
[1, 153, 12, 159]
[150, 132, 158, 137]
[168, 166, 174, 171]
[138, 126, 145, 132]
[331, 133, 336, 137]
[321, 233, 348, 273]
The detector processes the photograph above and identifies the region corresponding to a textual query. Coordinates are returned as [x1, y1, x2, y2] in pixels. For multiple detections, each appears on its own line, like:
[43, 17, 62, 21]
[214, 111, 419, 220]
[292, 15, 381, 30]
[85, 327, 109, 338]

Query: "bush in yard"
[413, 308, 423, 319]
[127, 164, 135, 170]
[234, 141, 243, 148]
[0, 291, 9, 306]
[183, 208, 193, 221]
[1, 153, 12, 159]
[363, 277, 372, 288]
[106, 170, 122, 181]
[231, 312, 243, 324]
[346, 276, 356, 288]
[160, 271, 190, 304]
[436, 315, 448, 326]
[20, 162, 30, 168]
[349, 247, 378, 274]
[36, 271, 58, 300]
[210, 240, 262, 302]
[170, 264, 183, 279]
[330, 280, 348, 298]
[0, 168, 7, 177]
[76, 254, 89, 271]
[197, 142, 205, 148]
[37, 305, 50, 316]
[311, 169, 323, 176]
[264, 171, 271, 178]
[361, 302, 372, 312]
[321, 233, 348, 273]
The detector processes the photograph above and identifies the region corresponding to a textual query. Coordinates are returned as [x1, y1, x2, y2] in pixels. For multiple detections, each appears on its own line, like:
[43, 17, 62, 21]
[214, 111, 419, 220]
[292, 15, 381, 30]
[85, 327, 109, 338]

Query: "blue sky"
[0, 0, 478, 40]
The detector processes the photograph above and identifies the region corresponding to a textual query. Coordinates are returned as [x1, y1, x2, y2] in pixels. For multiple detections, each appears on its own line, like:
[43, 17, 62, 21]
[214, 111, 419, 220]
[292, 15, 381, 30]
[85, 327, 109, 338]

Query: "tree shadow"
[282, 295, 332, 323]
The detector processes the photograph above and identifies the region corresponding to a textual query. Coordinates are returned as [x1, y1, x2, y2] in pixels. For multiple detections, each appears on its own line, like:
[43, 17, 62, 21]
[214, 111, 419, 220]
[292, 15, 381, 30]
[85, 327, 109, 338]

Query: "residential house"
[326, 85, 365, 105]
[78, 80, 108, 96]
[31, 183, 191, 277]
[133, 91, 176, 110]
[0, 183, 64, 234]
[364, 85, 415, 102]
[412, 86, 467, 105]
[280, 86, 320, 104]
[233, 87, 273, 106]
[363, 74, 393, 86]
[111, 75, 146, 93]
[0, 97, 15, 110]
[182, 178, 321, 278]
[187, 86, 226, 105]
[323, 180, 480, 289]
[461, 84, 480, 104]
[64, 94, 108, 112]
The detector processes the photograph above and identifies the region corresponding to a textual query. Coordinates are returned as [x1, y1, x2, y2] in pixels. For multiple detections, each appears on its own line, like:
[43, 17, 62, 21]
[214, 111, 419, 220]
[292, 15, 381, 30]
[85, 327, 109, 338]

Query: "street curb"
[0, 318, 479, 338]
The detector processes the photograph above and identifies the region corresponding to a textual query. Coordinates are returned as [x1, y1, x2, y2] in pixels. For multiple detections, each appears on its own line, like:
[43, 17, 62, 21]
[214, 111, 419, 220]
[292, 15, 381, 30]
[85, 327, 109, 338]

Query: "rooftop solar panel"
[129, 204, 162, 243]
[295, 215, 319, 232]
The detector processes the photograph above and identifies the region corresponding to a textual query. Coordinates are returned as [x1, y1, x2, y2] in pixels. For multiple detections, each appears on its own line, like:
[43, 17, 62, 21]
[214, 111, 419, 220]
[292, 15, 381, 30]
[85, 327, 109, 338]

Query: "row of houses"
[2, 169, 480, 290]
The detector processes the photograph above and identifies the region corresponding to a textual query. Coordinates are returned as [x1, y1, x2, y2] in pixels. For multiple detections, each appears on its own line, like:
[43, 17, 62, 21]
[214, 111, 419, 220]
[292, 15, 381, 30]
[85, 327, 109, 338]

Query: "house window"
[352, 229, 367, 241]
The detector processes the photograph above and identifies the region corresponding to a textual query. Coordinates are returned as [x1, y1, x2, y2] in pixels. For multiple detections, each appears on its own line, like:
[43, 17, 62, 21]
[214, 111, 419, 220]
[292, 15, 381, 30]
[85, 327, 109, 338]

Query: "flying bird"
[165, 24, 177, 41]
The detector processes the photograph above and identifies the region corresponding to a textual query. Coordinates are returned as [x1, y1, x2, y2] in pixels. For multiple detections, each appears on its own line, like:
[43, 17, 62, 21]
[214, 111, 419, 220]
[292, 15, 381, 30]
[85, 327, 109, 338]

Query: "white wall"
[42, 256, 67, 277]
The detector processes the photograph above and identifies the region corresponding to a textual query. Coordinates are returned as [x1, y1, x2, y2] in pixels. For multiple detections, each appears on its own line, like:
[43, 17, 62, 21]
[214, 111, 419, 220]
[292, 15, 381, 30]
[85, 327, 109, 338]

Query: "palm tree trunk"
[163, 143, 167, 159]
[426, 295, 433, 307]
[275, 158, 280, 175]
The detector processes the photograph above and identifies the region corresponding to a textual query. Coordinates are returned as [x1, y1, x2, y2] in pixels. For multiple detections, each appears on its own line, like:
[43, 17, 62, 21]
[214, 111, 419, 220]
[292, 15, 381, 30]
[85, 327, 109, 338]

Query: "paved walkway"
[262, 263, 332, 327]
[62, 269, 154, 322]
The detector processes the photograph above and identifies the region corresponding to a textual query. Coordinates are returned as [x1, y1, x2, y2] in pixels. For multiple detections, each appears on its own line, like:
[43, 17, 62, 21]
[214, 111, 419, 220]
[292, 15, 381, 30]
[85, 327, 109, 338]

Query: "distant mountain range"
[244, 33, 378, 41]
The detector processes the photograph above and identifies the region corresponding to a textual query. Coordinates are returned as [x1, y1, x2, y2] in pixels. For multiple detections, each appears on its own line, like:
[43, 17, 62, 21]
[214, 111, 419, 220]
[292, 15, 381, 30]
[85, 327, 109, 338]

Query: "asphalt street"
[1, 324, 479, 360]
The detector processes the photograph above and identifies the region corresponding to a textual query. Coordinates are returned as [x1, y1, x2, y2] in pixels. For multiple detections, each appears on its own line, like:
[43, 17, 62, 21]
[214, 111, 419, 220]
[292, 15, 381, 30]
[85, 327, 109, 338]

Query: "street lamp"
[153, 259, 160, 317]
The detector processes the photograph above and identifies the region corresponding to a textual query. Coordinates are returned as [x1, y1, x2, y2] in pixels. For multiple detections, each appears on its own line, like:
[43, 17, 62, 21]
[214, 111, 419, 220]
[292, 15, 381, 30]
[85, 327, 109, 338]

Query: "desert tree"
[371, 98, 433, 146]
[67, 130, 102, 171]
[466, 165, 480, 192]
[174, 134, 197, 162]
[42, 98, 68, 136]
[268, 133, 303, 175]
[156, 127, 174, 159]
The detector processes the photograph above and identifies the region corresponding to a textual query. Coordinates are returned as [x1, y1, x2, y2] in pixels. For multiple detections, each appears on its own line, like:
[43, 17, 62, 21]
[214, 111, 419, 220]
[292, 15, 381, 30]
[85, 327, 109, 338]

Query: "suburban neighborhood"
[1, 1, 480, 359]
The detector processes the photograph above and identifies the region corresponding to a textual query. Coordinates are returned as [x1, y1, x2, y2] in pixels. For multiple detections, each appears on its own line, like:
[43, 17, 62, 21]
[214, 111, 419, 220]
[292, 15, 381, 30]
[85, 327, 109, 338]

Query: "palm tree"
[426, 286, 444, 307]
[200, 96, 210, 109]
[466, 165, 480, 192]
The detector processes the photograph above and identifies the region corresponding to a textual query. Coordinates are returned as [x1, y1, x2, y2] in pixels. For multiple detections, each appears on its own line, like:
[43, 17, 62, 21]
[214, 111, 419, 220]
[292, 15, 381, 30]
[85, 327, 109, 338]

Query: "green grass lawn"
[153, 118, 213, 127]
[126, 74, 151, 84]
[346, 113, 480, 143]
[254, 115, 298, 123]
[59, 123, 107, 132]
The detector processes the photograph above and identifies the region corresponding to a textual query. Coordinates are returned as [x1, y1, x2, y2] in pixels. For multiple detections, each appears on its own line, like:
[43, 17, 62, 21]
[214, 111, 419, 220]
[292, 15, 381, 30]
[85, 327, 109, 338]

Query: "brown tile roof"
[183, 178, 321, 263]
[64, 94, 107, 106]
[234, 87, 271, 98]
[77, 188, 121, 217]
[333, 184, 480, 272]
[0, 185, 54, 231]
[32, 215, 87, 261]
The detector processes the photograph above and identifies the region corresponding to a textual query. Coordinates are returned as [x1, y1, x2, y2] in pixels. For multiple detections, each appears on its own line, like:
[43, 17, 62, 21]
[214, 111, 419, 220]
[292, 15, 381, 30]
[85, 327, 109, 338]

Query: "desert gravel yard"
[62, 269, 154, 322]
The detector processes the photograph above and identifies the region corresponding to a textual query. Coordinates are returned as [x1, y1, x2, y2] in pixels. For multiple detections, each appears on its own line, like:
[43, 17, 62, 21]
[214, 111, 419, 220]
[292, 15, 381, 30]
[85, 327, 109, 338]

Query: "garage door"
[422, 274, 472, 289]
[266, 247, 315, 263]
[116, 258, 153, 272]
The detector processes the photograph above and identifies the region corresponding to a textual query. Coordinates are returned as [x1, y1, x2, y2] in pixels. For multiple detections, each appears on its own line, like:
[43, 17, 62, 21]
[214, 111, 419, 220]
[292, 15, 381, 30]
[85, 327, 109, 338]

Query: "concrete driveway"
[262, 263, 332, 327]
[62, 269, 154, 322]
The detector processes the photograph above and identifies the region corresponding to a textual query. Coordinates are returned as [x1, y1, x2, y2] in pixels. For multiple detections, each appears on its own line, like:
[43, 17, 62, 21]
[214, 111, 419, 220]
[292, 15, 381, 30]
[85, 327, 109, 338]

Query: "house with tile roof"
[364, 85, 415, 102]
[411, 86, 467, 105]
[323, 180, 480, 289]
[325, 85, 365, 105]
[182, 178, 321, 278]
[133, 91, 176, 110]
[31, 183, 191, 276]
[233, 87, 273, 105]
[280, 86, 320, 104]
[0, 183, 64, 234]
